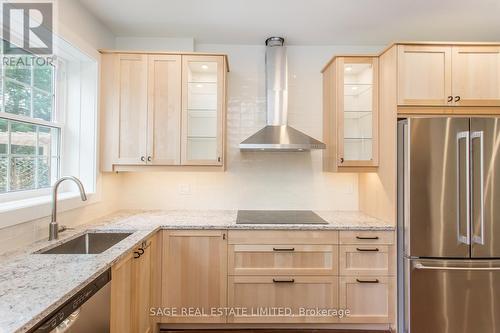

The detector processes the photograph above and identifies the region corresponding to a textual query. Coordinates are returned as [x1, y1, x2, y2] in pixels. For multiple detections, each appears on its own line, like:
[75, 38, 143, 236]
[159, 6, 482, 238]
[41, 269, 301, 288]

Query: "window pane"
[5, 80, 31, 116]
[38, 126, 58, 156]
[0, 157, 6, 193]
[37, 157, 50, 188]
[10, 156, 35, 191]
[33, 91, 53, 121]
[11, 122, 36, 155]
[5, 61, 31, 84]
[34, 65, 53, 93]
[0, 119, 7, 154]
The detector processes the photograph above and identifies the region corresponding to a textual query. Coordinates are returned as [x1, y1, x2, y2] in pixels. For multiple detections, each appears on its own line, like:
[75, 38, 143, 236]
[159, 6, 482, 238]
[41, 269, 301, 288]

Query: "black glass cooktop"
[236, 210, 328, 225]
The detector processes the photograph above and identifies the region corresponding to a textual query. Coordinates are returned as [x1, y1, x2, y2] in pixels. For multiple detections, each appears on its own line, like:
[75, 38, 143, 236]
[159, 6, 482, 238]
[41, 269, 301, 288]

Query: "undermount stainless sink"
[38, 232, 133, 254]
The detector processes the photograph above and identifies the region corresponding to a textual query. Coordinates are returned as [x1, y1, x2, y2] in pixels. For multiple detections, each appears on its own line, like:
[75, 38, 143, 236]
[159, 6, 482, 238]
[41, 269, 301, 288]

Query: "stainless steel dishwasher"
[29, 269, 111, 333]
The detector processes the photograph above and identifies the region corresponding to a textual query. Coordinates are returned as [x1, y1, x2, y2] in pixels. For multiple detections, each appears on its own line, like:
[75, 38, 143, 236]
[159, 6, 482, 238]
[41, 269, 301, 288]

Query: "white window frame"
[0, 34, 101, 229]
[0, 58, 61, 200]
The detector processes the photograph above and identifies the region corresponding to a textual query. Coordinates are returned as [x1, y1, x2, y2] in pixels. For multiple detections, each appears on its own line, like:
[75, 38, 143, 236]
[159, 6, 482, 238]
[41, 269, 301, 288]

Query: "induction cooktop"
[236, 210, 328, 225]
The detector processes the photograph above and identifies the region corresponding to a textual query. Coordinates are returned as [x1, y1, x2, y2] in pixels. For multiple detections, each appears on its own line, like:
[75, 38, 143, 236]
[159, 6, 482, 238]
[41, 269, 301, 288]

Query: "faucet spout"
[49, 176, 87, 241]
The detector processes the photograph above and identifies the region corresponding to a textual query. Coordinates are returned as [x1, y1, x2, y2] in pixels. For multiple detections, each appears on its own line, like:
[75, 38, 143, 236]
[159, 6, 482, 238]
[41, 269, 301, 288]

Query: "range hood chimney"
[239, 37, 326, 151]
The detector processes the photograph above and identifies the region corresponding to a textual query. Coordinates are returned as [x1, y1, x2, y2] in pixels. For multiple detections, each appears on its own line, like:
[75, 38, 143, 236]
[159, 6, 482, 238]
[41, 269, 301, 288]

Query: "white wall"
[115, 37, 194, 51]
[117, 43, 384, 210]
[57, 0, 115, 52]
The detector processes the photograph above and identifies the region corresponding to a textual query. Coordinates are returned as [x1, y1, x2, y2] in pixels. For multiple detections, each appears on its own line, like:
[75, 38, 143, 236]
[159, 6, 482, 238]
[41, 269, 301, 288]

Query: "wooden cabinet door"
[110, 252, 133, 333]
[339, 245, 394, 276]
[337, 57, 379, 167]
[227, 276, 338, 323]
[162, 230, 227, 323]
[398, 45, 452, 106]
[147, 55, 182, 165]
[452, 46, 500, 106]
[339, 276, 394, 323]
[228, 244, 338, 276]
[115, 54, 148, 165]
[181, 55, 225, 166]
[132, 239, 152, 333]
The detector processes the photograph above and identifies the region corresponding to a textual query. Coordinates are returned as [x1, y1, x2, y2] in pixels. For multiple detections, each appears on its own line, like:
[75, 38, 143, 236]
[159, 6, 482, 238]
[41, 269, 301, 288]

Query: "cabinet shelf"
[188, 81, 217, 84]
[344, 84, 373, 96]
[322, 57, 378, 171]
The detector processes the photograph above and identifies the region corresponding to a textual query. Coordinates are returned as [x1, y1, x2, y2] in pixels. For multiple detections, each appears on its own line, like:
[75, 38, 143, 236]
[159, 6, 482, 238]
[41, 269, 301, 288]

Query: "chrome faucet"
[49, 176, 88, 241]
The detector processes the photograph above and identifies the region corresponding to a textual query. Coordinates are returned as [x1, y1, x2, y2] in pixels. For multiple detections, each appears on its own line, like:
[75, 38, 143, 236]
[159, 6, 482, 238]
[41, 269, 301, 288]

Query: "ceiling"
[79, 0, 500, 45]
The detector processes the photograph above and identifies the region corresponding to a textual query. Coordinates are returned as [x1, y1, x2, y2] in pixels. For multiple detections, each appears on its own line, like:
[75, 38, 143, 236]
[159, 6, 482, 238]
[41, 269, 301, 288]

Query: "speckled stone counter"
[0, 210, 393, 333]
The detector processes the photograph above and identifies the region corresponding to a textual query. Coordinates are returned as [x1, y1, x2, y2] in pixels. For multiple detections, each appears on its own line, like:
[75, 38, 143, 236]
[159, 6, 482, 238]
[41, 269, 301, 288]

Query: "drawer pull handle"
[273, 278, 295, 283]
[356, 278, 379, 284]
[273, 247, 295, 251]
[356, 247, 379, 252]
[356, 236, 379, 240]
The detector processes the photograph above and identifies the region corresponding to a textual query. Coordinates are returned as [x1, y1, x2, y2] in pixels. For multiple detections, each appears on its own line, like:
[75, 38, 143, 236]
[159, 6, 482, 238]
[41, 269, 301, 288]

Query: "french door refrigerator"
[398, 117, 500, 333]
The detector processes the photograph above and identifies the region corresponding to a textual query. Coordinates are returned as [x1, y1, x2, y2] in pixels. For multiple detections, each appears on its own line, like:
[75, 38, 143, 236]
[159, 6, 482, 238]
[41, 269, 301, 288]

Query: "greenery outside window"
[0, 57, 59, 194]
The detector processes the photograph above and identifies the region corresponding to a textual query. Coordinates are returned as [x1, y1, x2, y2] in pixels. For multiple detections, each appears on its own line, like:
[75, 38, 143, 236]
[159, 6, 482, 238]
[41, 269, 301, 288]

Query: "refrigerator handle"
[471, 131, 485, 245]
[414, 263, 500, 271]
[456, 131, 471, 245]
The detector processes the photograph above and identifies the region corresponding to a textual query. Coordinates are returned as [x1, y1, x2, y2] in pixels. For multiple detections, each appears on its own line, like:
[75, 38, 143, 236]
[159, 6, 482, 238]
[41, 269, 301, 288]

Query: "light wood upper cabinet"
[161, 230, 227, 323]
[322, 56, 379, 171]
[181, 55, 225, 166]
[398, 44, 500, 107]
[100, 52, 227, 171]
[397, 45, 452, 106]
[452, 46, 500, 106]
[147, 55, 182, 165]
[116, 54, 149, 165]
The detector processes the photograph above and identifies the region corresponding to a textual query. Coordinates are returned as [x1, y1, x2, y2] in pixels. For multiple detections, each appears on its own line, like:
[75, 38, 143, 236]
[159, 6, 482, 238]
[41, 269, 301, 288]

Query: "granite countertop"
[0, 210, 393, 333]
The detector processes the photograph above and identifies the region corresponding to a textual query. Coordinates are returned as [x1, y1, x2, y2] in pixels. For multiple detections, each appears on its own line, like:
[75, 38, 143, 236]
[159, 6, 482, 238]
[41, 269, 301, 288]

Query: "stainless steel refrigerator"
[398, 117, 500, 333]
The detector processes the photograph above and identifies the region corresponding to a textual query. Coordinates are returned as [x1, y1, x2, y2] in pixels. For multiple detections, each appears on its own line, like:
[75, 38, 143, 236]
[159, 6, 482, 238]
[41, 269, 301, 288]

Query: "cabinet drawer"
[339, 276, 394, 323]
[339, 231, 394, 245]
[339, 245, 394, 276]
[229, 244, 338, 275]
[228, 230, 339, 245]
[228, 276, 338, 323]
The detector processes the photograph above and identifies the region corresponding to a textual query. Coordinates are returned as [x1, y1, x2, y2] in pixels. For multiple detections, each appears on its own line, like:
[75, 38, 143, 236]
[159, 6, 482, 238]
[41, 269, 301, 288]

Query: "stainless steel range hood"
[239, 37, 326, 152]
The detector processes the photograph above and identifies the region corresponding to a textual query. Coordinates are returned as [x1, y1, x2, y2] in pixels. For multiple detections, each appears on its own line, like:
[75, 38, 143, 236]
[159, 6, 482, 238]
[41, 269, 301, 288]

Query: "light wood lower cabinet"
[228, 230, 339, 245]
[339, 276, 395, 324]
[228, 244, 338, 276]
[115, 229, 396, 328]
[339, 245, 394, 276]
[228, 275, 339, 323]
[110, 252, 133, 333]
[110, 237, 153, 333]
[161, 230, 227, 323]
[133, 238, 153, 333]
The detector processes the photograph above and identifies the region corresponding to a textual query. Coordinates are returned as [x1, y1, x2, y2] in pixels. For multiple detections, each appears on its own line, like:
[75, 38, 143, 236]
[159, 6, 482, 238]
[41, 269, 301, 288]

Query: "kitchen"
[0, 0, 499, 333]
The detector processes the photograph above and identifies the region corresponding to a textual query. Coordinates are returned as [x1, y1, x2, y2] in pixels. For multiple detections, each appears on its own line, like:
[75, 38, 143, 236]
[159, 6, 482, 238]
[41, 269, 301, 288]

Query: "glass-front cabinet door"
[337, 57, 378, 167]
[181, 55, 224, 165]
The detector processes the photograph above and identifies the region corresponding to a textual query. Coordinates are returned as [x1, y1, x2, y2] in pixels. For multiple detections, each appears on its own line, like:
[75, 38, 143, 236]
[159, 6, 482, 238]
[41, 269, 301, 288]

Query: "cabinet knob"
[147, 156, 152, 162]
[217, 156, 221, 163]
[447, 96, 453, 102]
[140, 156, 145, 162]
[455, 96, 461, 102]
[340, 157, 344, 164]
